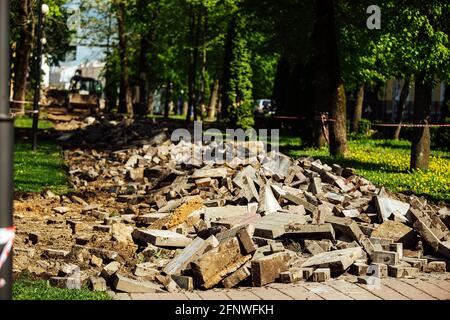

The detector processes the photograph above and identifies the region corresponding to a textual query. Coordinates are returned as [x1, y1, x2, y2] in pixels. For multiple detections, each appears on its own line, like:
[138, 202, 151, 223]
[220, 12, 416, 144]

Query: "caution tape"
[371, 123, 450, 128]
[0, 226, 15, 289]
[9, 109, 40, 119]
[9, 100, 34, 105]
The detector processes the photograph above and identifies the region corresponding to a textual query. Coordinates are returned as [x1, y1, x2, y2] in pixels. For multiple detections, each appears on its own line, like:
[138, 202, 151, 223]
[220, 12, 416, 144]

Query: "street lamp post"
[0, 0, 14, 301]
[31, 1, 49, 151]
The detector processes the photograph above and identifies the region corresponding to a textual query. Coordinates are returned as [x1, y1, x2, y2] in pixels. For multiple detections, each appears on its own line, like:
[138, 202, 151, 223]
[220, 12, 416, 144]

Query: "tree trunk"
[313, 0, 348, 155]
[351, 84, 364, 133]
[442, 84, 449, 121]
[207, 79, 219, 121]
[12, 0, 33, 112]
[164, 81, 172, 120]
[199, 11, 208, 120]
[410, 74, 431, 170]
[192, 12, 201, 120]
[116, 0, 133, 115]
[393, 77, 411, 140]
[186, 6, 196, 123]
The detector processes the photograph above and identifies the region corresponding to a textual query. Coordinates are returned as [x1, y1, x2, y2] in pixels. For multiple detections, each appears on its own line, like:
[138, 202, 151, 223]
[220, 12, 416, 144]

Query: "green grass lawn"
[280, 137, 450, 204]
[14, 116, 53, 130]
[14, 275, 110, 300]
[13, 140, 109, 300]
[14, 141, 71, 194]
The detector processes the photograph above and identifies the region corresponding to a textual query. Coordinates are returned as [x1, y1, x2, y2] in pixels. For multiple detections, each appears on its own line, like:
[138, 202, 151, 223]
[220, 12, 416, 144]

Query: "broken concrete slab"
[258, 183, 282, 214]
[163, 235, 219, 275]
[132, 229, 192, 248]
[253, 213, 305, 239]
[191, 237, 251, 289]
[284, 223, 335, 240]
[375, 196, 410, 222]
[371, 250, 399, 266]
[151, 196, 204, 230]
[324, 216, 375, 254]
[251, 252, 291, 286]
[371, 220, 416, 246]
[192, 167, 228, 179]
[312, 268, 331, 282]
[112, 274, 164, 293]
[301, 247, 363, 272]
[222, 266, 251, 288]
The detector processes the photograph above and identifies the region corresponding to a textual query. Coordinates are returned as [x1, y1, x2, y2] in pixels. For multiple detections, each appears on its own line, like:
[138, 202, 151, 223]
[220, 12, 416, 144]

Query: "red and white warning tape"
[371, 123, 450, 128]
[0, 226, 15, 289]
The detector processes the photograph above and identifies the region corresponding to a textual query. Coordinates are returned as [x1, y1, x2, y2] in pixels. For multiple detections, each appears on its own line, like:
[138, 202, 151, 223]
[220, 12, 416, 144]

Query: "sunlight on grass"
[14, 141, 71, 194]
[14, 116, 53, 130]
[14, 275, 110, 300]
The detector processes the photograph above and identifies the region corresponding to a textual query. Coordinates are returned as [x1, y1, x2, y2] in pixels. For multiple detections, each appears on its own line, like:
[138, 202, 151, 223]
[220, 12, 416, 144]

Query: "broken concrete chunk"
[156, 274, 181, 293]
[43, 249, 70, 259]
[304, 240, 325, 255]
[253, 213, 304, 239]
[90, 277, 107, 292]
[222, 266, 251, 288]
[312, 268, 331, 282]
[163, 235, 219, 275]
[171, 275, 194, 291]
[192, 167, 227, 179]
[387, 265, 419, 278]
[279, 269, 303, 283]
[426, 261, 446, 273]
[101, 261, 120, 279]
[258, 183, 282, 214]
[111, 223, 134, 243]
[326, 192, 345, 205]
[375, 196, 410, 222]
[132, 229, 192, 248]
[325, 216, 375, 254]
[134, 262, 159, 278]
[191, 237, 250, 289]
[284, 223, 335, 240]
[251, 252, 291, 286]
[301, 247, 363, 272]
[112, 274, 164, 293]
[151, 196, 204, 230]
[371, 250, 399, 266]
[371, 220, 416, 246]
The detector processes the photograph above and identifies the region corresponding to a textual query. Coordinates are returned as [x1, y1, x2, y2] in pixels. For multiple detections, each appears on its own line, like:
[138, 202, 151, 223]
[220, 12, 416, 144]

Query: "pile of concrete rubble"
[13, 122, 450, 294]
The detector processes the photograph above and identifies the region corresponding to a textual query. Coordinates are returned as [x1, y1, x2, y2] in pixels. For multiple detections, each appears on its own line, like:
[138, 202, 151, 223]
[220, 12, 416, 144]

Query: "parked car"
[254, 99, 276, 115]
[65, 76, 103, 114]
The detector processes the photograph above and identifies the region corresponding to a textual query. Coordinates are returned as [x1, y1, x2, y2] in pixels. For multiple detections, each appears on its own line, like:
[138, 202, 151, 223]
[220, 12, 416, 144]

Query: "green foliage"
[14, 141, 70, 194]
[349, 118, 372, 139]
[14, 274, 110, 300]
[221, 13, 254, 129]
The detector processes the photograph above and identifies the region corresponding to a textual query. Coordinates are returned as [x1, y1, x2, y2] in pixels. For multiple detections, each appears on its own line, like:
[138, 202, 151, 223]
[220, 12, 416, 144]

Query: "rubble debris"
[301, 247, 363, 272]
[112, 274, 164, 293]
[191, 237, 251, 289]
[132, 229, 192, 248]
[312, 268, 331, 282]
[251, 252, 291, 286]
[12, 121, 450, 294]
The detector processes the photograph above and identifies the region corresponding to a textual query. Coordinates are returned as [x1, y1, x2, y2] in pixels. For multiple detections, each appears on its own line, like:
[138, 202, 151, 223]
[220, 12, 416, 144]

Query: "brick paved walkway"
[109, 273, 450, 300]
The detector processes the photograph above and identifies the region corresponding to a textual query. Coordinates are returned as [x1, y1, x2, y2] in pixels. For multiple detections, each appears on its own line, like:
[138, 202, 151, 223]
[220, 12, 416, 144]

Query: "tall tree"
[313, 0, 348, 155]
[221, 12, 254, 129]
[11, 0, 33, 111]
[114, 0, 133, 115]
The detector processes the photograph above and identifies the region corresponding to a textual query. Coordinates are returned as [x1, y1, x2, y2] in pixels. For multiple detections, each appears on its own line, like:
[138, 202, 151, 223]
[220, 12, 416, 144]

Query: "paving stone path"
[109, 273, 450, 300]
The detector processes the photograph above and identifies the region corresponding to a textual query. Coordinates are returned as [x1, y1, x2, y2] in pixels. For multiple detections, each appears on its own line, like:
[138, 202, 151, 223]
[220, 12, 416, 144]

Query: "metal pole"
[0, 0, 14, 301]
[31, 0, 44, 151]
